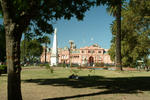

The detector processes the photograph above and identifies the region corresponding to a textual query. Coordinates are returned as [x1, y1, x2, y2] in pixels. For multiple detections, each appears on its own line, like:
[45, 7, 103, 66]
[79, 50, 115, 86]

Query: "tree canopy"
[0, 25, 5, 62]
[0, 0, 98, 100]
[108, 0, 150, 67]
[1, 0, 97, 37]
[20, 39, 43, 64]
[0, 0, 133, 99]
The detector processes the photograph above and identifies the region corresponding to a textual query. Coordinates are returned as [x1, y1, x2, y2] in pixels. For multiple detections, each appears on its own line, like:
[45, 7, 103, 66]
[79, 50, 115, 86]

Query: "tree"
[20, 39, 43, 64]
[22, 27, 34, 64]
[38, 36, 50, 63]
[108, 1, 150, 67]
[106, 0, 123, 70]
[0, 25, 6, 62]
[96, 0, 124, 70]
[0, 0, 95, 99]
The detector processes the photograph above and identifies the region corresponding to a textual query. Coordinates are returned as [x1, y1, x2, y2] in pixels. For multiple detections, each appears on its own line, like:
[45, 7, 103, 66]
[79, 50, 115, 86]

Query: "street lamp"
[69, 40, 74, 67]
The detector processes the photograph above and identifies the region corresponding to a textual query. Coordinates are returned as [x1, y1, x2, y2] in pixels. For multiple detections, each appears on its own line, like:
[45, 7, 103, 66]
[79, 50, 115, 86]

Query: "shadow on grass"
[42, 90, 124, 100]
[23, 76, 150, 100]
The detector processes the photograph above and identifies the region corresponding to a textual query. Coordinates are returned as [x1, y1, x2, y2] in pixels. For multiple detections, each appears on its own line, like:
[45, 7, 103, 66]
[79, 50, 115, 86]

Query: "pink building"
[40, 44, 114, 66]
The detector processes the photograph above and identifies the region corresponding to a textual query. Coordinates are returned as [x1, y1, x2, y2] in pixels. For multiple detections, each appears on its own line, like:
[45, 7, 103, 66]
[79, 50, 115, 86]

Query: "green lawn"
[1, 67, 150, 100]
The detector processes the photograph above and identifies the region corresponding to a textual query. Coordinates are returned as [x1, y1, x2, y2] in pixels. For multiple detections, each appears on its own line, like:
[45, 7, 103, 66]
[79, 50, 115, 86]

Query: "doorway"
[89, 56, 94, 66]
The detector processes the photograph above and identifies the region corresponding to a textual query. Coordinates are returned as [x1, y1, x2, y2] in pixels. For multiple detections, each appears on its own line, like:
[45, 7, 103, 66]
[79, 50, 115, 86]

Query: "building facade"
[40, 44, 114, 66]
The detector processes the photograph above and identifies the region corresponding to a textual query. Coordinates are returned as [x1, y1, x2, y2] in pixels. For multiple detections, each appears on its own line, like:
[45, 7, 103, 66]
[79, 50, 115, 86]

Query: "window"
[82, 50, 84, 53]
[98, 51, 101, 53]
[99, 56, 101, 60]
[66, 55, 68, 59]
[88, 50, 90, 53]
[82, 56, 85, 59]
[92, 50, 95, 53]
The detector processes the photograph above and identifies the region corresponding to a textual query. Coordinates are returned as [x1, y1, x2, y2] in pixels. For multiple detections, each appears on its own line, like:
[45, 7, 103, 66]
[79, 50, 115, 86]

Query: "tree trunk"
[45, 44, 47, 63]
[1, 0, 23, 100]
[1, 0, 37, 100]
[24, 33, 26, 64]
[6, 30, 22, 100]
[116, 1, 122, 71]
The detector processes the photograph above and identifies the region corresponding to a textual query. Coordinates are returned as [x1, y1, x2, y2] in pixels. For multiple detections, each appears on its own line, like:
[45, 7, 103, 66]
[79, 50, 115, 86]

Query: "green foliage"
[46, 65, 54, 74]
[105, 0, 123, 70]
[108, 1, 150, 67]
[0, 65, 7, 74]
[95, 62, 104, 67]
[57, 63, 79, 67]
[49, 67, 54, 74]
[71, 64, 80, 67]
[38, 36, 50, 63]
[38, 36, 50, 44]
[130, 0, 150, 17]
[0, 25, 6, 62]
[20, 39, 43, 63]
[106, 0, 126, 17]
[96, 0, 123, 6]
[45, 63, 50, 69]
[0, 0, 114, 99]
[1, 0, 96, 36]
[57, 63, 67, 67]
[147, 59, 150, 66]
[39, 63, 49, 67]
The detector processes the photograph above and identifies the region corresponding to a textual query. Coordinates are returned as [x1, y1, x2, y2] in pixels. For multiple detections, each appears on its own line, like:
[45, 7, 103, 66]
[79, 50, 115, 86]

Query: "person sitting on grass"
[69, 74, 79, 79]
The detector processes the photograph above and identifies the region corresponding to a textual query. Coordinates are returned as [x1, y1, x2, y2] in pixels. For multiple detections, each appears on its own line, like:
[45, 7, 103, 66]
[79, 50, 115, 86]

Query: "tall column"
[50, 28, 58, 66]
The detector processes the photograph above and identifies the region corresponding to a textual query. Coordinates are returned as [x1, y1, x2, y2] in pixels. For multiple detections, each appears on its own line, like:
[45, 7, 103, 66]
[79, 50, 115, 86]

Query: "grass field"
[1, 67, 150, 100]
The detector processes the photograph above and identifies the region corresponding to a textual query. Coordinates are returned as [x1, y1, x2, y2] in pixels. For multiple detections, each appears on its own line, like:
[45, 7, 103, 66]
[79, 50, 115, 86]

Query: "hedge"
[0, 65, 7, 75]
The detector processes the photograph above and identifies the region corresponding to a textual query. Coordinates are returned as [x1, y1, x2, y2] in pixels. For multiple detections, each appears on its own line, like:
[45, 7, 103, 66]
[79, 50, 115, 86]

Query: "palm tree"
[23, 27, 33, 64]
[41, 36, 50, 63]
[106, 0, 123, 70]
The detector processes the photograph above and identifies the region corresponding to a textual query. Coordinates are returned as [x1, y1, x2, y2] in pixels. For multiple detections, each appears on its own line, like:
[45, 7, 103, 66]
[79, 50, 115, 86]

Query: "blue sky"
[52, 5, 115, 49]
[0, 5, 115, 49]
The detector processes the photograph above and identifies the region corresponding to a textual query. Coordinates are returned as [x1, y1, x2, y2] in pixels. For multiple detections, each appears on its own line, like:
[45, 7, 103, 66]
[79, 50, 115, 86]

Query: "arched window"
[98, 51, 101, 53]
[82, 50, 84, 53]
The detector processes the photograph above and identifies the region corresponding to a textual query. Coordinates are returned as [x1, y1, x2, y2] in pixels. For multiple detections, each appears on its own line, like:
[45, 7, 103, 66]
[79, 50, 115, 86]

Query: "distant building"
[40, 43, 114, 66]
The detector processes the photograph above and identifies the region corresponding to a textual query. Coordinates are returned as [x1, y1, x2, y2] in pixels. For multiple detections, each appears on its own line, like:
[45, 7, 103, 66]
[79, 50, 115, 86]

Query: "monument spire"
[50, 28, 58, 66]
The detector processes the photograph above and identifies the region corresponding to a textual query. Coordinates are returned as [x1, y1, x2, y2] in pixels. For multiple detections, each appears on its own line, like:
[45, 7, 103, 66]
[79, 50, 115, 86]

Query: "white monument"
[50, 28, 58, 66]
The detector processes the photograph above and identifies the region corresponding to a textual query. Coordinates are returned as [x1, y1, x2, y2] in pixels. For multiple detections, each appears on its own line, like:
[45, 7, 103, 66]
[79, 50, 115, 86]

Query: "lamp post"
[69, 40, 74, 67]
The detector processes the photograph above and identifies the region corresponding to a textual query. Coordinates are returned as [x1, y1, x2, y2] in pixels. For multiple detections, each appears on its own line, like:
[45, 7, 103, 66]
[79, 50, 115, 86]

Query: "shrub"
[0, 65, 7, 74]
[57, 63, 65, 67]
[71, 63, 80, 67]
[57, 63, 70, 68]
[39, 63, 49, 67]
[44, 64, 54, 74]
[45, 64, 50, 69]
[95, 62, 104, 67]
[104, 64, 115, 67]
